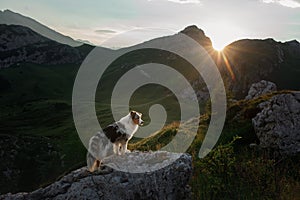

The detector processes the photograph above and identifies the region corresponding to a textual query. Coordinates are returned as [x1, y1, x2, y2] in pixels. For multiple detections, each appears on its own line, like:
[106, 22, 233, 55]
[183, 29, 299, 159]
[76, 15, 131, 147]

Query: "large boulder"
[0, 151, 192, 200]
[245, 80, 277, 100]
[252, 92, 300, 155]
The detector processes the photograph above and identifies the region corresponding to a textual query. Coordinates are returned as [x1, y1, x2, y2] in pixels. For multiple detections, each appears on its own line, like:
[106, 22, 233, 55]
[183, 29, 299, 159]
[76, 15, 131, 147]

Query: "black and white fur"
[87, 111, 143, 172]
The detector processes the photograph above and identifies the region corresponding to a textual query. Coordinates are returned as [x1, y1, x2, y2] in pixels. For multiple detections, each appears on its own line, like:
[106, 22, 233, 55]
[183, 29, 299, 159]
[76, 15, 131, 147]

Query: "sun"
[210, 34, 232, 52]
[212, 42, 226, 51]
[210, 34, 233, 51]
[204, 21, 244, 52]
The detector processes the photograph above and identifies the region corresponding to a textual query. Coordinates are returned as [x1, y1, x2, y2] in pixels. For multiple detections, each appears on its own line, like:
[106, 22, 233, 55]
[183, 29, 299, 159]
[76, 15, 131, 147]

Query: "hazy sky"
[0, 0, 299, 50]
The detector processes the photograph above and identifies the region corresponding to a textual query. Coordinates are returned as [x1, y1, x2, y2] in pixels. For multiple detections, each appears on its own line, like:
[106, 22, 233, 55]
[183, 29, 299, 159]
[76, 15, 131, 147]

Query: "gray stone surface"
[245, 80, 277, 100]
[0, 151, 192, 200]
[252, 92, 300, 155]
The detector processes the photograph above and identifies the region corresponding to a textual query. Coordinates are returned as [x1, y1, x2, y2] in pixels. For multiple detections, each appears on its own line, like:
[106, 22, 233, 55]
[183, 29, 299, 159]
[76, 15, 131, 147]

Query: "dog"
[87, 111, 144, 172]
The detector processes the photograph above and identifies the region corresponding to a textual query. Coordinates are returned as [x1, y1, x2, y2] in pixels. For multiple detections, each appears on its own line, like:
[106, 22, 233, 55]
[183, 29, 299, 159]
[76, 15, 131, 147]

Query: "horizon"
[0, 0, 299, 50]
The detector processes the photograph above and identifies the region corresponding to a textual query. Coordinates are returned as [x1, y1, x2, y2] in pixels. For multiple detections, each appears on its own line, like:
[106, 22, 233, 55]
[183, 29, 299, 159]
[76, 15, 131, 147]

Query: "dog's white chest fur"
[118, 114, 139, 138]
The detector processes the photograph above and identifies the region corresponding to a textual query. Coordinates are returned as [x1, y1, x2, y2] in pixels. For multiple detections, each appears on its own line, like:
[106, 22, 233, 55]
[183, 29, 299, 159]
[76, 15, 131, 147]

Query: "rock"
[0, 151, 192, 200]
[245, 80, 277, 100]
[252, 92, 300, 155]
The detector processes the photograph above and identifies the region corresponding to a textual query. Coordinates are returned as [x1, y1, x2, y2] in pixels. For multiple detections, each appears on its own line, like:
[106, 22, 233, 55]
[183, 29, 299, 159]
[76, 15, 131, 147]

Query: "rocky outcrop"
[180, 25, 213, 49]
[0, 151, 192, 200]
[0, 24, 83, 68]
[252, 92, 300, 155]
[245, 80, 277, 100]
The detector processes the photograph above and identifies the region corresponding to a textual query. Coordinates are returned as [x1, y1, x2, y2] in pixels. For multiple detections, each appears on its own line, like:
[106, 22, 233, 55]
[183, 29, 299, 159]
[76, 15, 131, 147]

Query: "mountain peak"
[1, 9, 21, 16]
[181, 25, 205, 35]
[180, 25, 212, 48]
[2, 9, 13, 13]
[0, 9, 82, 47]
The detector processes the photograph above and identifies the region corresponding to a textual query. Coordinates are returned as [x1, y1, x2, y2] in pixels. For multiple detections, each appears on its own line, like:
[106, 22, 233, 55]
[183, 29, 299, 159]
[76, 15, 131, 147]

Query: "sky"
[0, 0, 299, 50]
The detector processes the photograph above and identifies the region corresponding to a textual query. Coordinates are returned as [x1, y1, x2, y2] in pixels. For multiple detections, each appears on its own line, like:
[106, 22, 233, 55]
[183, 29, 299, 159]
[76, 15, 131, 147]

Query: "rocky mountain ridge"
[0, 24, 83, 68]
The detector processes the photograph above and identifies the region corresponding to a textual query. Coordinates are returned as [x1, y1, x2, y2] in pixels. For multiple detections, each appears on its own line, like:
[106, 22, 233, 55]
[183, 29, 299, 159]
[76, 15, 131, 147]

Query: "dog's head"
[130, 111, 144, 126]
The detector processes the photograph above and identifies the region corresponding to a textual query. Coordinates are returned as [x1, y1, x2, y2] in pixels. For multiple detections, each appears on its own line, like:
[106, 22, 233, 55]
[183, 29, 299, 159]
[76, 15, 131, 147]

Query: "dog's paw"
[94, 165, 113, 175]
[125, 149, 131, 153]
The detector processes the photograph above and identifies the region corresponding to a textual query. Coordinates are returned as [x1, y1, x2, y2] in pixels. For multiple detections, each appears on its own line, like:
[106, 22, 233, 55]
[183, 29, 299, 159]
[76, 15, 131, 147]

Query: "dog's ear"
[130, 111, 136, 118]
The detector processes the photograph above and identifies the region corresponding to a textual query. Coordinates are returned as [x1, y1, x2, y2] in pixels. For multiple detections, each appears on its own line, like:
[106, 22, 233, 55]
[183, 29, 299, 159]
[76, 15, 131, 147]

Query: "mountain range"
[1, 10, 299, 97]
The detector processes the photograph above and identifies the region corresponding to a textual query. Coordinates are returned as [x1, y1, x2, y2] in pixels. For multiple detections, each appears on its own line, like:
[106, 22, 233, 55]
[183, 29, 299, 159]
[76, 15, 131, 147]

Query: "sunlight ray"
[221, 52, 235, 81]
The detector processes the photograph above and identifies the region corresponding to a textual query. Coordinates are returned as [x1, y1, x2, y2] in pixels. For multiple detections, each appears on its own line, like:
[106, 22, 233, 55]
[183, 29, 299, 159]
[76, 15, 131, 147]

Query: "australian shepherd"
[87, 111, 144, 172]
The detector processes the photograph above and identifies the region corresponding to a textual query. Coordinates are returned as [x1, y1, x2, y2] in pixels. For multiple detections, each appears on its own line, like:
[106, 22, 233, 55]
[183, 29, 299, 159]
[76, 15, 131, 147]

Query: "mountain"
[219, 38, 300, 98]
[0, 24, 84, 68]
[178, 25, 300, 98]
[0, 10, 299, 95]
[0, 9, 82, 47]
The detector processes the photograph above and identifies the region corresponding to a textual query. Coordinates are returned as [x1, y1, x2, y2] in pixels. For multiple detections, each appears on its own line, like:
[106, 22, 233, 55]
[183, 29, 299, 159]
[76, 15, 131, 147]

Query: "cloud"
[95, 29, 117, 34]
[261, 0, 300, 8]
[278, 0, 300, 8]
[261, 0, 275, 3]
[148, 0, 201, 4]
